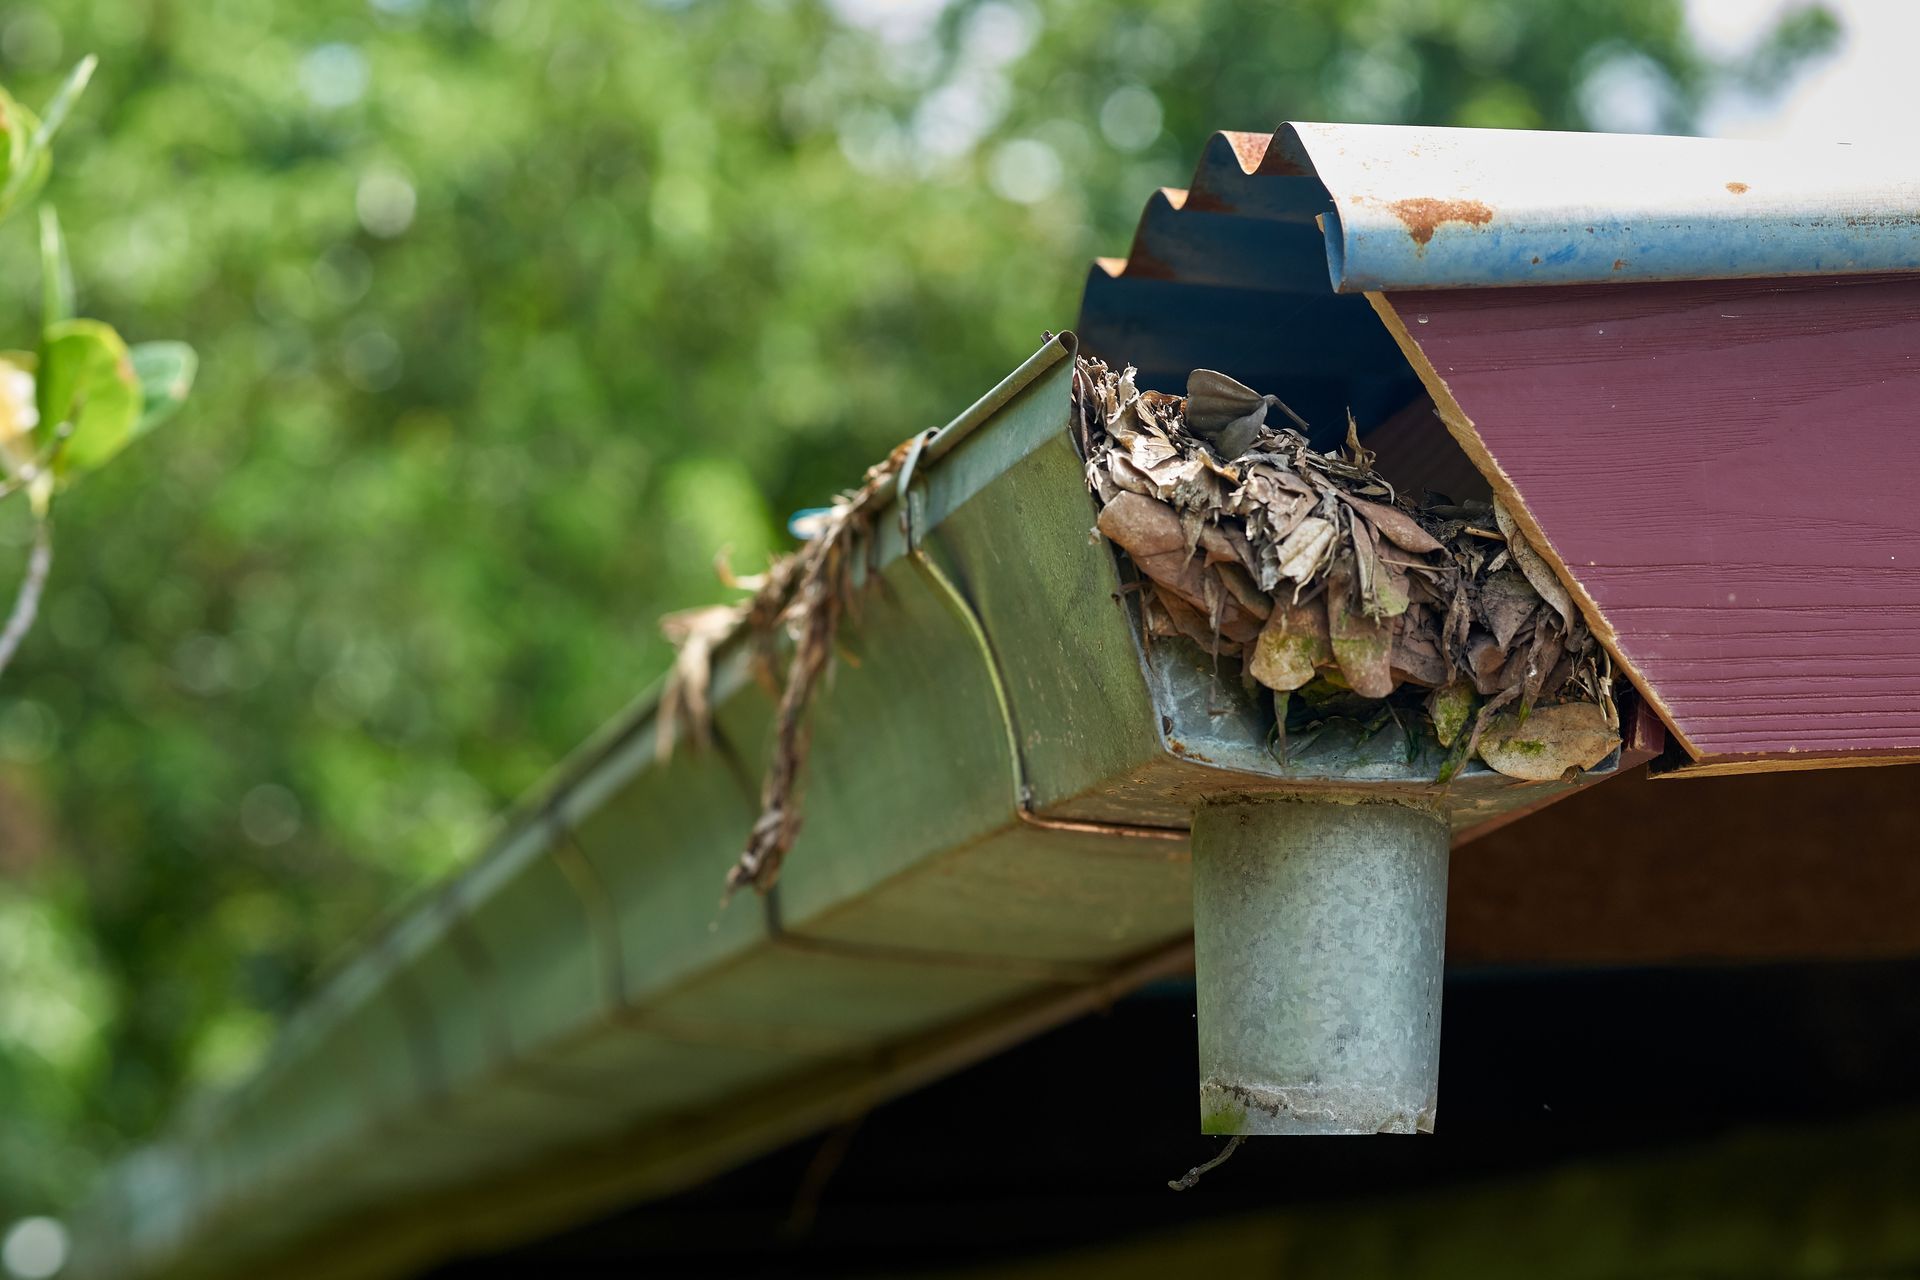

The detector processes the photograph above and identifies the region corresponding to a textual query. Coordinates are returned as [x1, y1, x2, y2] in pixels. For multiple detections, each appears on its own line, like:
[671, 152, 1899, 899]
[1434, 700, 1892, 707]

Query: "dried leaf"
[1465, 631, 1508, 695]
[1492, 498, 1574, 631]
[1443, 579, 1473, 661]
[1214, 560, 1273, 621]
[1141, 593, 1181, 640]
[1326, 560, 1395, 698]
[1390, 617, 1448, 688]
[1249, 594, 1331, 692]
[1348, 515, 1412, 622]
[1337, 490, 1444, 553]
[1197, 520, 1257, 573]
[1096, 492, 1261, 641]
[655, 430, 938, 896]
[1350, 513, 1377, 609]
[1158, 590, 1244, 656]
[1372, 552, 1412, 619]
[1479, 568, 1539, 649]
[1185, 368, 1266, 450]
[1521, 625, 1565, 709]
[1095, 492, 1208, 606]
[1275, 515, 1335, 584]
[656, 604, 742, 760]
[1476, 701, 1620, 781]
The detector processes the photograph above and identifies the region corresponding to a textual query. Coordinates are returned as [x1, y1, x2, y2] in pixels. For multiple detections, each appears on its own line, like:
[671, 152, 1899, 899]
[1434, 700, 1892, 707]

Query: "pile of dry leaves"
[1073, 355, 1618, 781]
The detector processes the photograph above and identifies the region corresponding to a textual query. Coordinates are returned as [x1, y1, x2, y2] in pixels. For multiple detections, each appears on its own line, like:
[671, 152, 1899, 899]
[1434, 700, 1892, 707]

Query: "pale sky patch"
[1688, 0, 1913, 142]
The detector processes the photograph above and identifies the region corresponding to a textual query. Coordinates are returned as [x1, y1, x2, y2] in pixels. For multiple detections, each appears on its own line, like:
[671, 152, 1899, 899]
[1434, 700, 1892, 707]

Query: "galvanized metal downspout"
[1191, 798, 1448, 1135]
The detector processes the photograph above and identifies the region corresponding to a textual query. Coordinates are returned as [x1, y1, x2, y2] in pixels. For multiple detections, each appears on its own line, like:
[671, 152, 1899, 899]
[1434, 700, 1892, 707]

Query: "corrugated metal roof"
[1076, 129, 1414, 445]
[1076, 122, 1920, 442]
[1288, 123, 1920, 292]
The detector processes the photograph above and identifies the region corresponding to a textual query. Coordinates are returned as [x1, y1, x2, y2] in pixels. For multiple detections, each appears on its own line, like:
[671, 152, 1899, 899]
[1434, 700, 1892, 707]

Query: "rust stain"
[1612, 258, 1627, 272]
[1220, 130, 1272, 172]
[1531, 255, 1542, 265]
[1255, 147, 1312, 178]
[1386, 197, 1495, 247]
[1726, 181, 1750, 195]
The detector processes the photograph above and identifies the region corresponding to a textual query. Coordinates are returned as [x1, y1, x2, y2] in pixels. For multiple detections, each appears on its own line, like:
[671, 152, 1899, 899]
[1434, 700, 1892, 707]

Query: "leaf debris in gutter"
[1073, 355, 1617, 779]
[659, 353, 1621, 900]
[659, 434, 925, 896]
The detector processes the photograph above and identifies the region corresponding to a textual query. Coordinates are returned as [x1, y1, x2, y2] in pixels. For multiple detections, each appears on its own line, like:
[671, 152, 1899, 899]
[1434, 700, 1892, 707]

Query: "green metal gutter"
[71, 336, 1635, 1279]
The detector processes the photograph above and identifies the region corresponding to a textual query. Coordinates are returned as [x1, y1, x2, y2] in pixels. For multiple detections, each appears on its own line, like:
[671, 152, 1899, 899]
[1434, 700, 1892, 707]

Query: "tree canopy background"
[0, 0, 1834, 1219]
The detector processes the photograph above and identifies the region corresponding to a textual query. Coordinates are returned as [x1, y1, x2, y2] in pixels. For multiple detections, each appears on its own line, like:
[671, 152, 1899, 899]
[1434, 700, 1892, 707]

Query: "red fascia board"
[1371, 273, 1920, 772]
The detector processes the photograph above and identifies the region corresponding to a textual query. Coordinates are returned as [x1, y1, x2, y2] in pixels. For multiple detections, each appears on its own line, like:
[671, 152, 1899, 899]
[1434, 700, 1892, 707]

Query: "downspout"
[1191, 798, 1448, 1135]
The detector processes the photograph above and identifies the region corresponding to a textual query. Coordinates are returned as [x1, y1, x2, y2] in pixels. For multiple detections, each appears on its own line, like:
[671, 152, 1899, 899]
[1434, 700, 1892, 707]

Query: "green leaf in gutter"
[1428, 677, 1477, 748]
[129, 341, 197, 439]
[37, 319, 141, 477]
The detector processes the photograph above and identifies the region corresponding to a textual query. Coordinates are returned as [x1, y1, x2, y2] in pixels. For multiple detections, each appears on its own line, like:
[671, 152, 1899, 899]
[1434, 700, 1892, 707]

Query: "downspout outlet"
[1191, 798, 1450, 1135]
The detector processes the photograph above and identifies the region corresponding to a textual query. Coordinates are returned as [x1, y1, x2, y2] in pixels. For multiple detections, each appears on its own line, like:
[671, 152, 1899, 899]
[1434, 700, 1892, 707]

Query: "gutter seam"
[763, 888, 1109, 985]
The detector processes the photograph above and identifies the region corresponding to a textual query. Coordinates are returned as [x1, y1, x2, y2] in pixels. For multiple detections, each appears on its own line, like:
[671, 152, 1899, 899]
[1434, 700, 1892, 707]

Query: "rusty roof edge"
[1279, 121, 1920, 292]
[1114, 123, 1920, 295]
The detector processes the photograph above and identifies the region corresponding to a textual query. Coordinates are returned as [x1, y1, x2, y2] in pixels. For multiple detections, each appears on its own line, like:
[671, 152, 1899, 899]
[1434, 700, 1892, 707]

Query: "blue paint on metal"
[1288, 122, 1920, 292]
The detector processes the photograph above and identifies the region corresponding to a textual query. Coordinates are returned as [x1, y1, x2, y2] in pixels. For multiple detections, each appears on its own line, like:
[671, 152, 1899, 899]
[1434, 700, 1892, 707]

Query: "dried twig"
[783, 1115, 864, 1238]
[656, 604, 741, 761]
[0, 512, 52, 681]
[1168, 1134, 1245, 1191]
[659, 435, 924, 897]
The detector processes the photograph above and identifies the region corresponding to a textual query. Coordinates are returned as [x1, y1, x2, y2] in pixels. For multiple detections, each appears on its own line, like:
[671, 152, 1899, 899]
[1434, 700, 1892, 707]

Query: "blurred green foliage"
[0, 57, 195, 499]
[0, 0, 1834, 1219]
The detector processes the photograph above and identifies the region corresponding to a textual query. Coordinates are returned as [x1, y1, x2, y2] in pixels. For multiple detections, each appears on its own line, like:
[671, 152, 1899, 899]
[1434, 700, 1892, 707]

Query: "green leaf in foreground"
[31, 55, 98, 154]
[36, 319, 140, 478]
[39, 206, 74, 327]
[0, 57, 96, 225]
[0, 89, 50, 223]
[128, 341, 198, 439]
